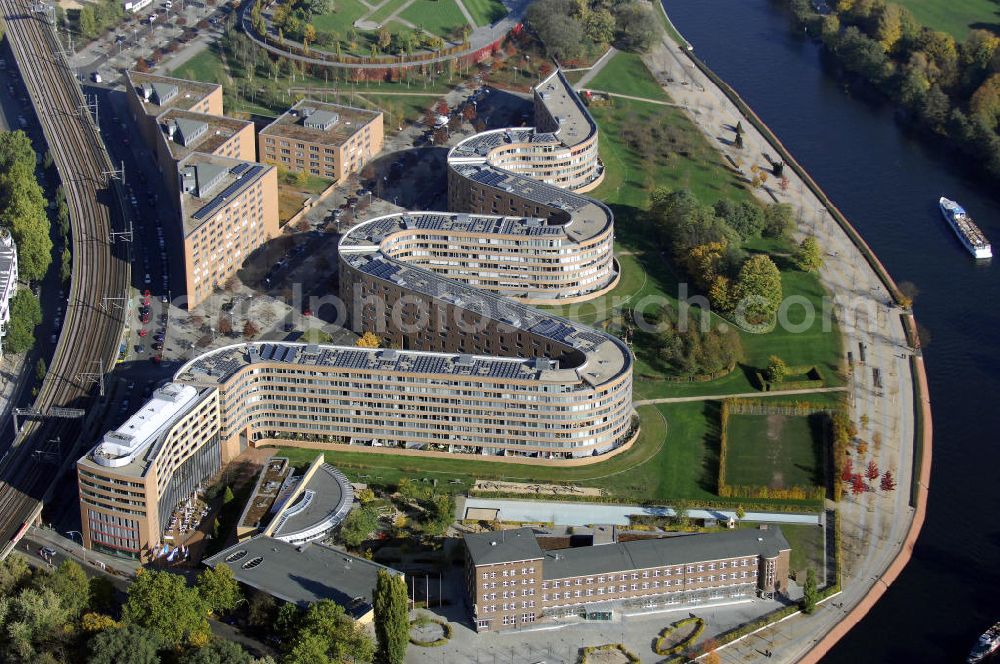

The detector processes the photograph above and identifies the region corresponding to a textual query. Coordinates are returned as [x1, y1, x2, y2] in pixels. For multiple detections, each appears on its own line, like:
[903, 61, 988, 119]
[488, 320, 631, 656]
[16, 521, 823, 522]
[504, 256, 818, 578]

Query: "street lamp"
[66, 530, 87, 563]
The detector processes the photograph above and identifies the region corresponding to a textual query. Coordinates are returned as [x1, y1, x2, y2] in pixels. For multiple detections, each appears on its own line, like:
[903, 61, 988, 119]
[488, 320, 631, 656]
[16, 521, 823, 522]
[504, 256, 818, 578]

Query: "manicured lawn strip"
[170, 49, 227, 82]
[778, 523, 826, 581]
[585, 51, 670, 101]
[893, 0, 999, 39]
[725, 414, 822, 488]
[398, 0, 469, 38]
[272, 403, 717, 503]
[463, 0, 507, 27]
[311, 0, 371, 35]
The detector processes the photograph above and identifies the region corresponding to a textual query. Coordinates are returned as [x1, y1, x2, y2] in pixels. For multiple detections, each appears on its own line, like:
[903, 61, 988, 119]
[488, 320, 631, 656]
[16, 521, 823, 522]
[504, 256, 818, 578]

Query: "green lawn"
[272, 403, 717, 504]
[311, 0, 370, 36]
[366, 0, 413, 25]
[398, 0, 469, 38]
[750, 522, 825, 582]
[725, 413, 824, 489]
[893, 0, 1000, 38]
[170, 49, 228, 83]
[584, 51, 670, 101]
[463, 0, 507, 27]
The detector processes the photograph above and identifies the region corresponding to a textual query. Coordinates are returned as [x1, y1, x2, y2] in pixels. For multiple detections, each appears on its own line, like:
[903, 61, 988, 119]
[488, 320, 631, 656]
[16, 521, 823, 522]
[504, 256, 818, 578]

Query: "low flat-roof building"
[204, 537, 402, 623]
[0, 229, 18, 359]
[177, 153, 278, 307]
[237, 454, 355, 545]
[464, 527, 791, 632]
[125, 71, 224, 152]
[152, 109, 256, 204]
[259, 99, 383, 182]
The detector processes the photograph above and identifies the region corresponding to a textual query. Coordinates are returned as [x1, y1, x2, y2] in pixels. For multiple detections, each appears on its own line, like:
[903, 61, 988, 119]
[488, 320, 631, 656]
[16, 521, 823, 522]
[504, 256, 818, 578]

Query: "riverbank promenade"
[641, 20, 929, 664]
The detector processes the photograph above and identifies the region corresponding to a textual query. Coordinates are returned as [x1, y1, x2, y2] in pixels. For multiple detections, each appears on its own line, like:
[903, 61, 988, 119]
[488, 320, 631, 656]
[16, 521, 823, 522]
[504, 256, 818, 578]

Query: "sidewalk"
[634, 386, 847, 406]
[27, 525, 140, 578]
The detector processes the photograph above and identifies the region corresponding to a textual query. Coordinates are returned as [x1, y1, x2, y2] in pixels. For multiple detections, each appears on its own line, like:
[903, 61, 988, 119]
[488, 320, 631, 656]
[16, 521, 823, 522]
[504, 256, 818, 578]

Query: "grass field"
[584, 52, 670, 101]
[273, 403, 722, 504]
[311, 0, 369, 35]
[367, 0, 415, 26]
[760, 523, 825, 581]
[398, 0, 468, 38]
[893, 0, 1000, 39]
[725, 413, 824, 489]
[170, 49, 228, 83]
[463, 0, 507, 27]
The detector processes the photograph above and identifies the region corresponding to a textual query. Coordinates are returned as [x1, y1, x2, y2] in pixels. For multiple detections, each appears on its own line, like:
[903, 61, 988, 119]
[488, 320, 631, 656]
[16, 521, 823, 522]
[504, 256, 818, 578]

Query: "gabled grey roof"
[174, 117, 208, 146]
[151, 82, 178, 105]
[464, 527, 544, 566]
[542, 528, 791, 580]
[194, 163, 228, 198]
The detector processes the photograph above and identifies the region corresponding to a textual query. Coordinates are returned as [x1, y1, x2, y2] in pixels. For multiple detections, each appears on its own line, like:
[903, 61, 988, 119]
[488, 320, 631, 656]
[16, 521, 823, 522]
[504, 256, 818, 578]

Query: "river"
[662, 1, 1000, 661]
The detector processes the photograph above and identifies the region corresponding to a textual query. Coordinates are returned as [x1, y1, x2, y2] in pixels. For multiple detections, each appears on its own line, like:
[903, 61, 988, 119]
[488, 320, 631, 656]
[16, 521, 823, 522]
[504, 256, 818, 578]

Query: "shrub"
[653, 617, 705, 656]
[408, 616, 452, 647]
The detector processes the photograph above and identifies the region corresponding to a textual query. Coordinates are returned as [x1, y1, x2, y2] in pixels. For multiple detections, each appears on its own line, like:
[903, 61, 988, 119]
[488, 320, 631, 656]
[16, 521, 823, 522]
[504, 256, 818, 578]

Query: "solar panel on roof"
[191, 166, 264, 221]
[231, 163, 249, 175]
[261, 344, 275, 360]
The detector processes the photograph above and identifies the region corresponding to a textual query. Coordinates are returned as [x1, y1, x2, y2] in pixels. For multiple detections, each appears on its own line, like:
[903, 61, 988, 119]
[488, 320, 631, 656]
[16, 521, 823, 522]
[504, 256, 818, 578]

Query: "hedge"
[577, 643, 641, 663]
[653, 617, 705, 656]
[409, 616, 453, 647]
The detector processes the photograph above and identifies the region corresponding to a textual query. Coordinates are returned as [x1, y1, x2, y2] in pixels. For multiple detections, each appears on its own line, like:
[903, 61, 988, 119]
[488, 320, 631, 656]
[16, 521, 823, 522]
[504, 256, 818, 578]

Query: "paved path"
[642, 11, 917, 664]
[461, 497, 822, 527]
[573, 46, 617, 88]
[588, 89, 687, 107]
[633, 386, 847, 406]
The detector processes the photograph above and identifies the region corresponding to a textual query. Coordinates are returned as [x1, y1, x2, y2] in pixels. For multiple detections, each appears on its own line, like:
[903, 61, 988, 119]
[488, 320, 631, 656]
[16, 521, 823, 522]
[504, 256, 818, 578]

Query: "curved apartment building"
[445, 69, 614, 303]
[77, 69, 635, 559]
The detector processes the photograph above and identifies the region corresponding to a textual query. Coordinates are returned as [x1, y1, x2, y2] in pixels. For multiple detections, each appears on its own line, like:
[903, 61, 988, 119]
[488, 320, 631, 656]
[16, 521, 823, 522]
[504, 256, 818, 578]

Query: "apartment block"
[76, 383, 232, 559]
[177, 154, 278, 308]
[124, 71, 223, 153]
[465, 528, 791, 632]
[259, 99, 383, 181]
[152, 108, 256, 204]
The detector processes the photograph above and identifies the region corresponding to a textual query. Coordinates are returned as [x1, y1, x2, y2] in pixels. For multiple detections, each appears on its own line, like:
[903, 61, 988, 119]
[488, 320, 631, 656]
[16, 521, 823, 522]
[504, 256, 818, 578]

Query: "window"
[477, 620, 490, 630]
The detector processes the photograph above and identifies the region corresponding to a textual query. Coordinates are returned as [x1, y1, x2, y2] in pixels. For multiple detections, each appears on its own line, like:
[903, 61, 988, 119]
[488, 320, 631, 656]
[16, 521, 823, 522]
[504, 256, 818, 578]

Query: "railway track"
[0, 0, 129, 556]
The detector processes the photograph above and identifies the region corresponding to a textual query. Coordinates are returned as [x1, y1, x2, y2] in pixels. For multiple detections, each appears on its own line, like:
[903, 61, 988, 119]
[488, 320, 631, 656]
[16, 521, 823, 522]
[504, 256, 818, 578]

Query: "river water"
[662, 1, 1000, 661]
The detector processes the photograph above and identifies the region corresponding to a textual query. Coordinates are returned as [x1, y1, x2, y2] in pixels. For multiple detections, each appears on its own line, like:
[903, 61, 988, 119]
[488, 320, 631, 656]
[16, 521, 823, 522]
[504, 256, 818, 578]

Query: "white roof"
[91, 383, 199, 468]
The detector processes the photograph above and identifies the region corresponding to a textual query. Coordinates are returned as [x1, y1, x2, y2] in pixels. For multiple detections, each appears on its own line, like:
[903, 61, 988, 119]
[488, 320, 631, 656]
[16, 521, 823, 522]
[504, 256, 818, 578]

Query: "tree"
[613, 2, 657, 53]
[341, 504, 379, 548]
[78, 5, 97, 39]
[81, 612, 122, 634]
[38, 560, 90, 620]
[764, 355, 787, 384]
[734, 506, 746, 520]
[296, 600, 374, 664]
[794, 235, 824, 271]
[713, 199, 764, 240]
[880, 470, 896, 491]
[970, 73, 1000, 129]
[525, 0, 585, 61]
[850, 473, 867, 496]
[217, 315, 233, 336]
[865, 459, 880, 481]
[4, 586, 72, 660]
[180, 639, 253, 664]
[801, 568, 818, 614]
[0, 555, 31, 596]
[583, 8, 614, 44]
[762, 202, 795, 238]
[6, 289, 42, 354]
[377, 26, 391, 50]
[196, 564, 242, 615]
[733, 254, 783, 324]
[242, 320, 259, 339]
[356, 331, 381, 348]
[302, 23, 316, 49]
[122, 569, 210, 648]
[223, 485, 235, 504]
[373, 570, 408, 664]
[87, 625, 161, 664]
[840, 456, 853, 483]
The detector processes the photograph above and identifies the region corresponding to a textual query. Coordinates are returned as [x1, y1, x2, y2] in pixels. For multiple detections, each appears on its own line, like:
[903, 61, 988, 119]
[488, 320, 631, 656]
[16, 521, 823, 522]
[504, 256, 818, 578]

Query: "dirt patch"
[471, 479, 602, 497]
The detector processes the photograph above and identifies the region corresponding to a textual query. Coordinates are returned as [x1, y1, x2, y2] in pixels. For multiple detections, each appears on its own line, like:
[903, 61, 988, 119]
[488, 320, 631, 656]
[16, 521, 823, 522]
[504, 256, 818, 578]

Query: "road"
[642, 30, 918, 664]
[0, 0, 130, 557]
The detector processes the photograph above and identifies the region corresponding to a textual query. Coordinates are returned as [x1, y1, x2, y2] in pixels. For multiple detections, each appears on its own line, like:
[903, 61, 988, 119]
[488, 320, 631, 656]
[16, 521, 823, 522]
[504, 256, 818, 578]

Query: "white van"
[91, 72, 102, 83]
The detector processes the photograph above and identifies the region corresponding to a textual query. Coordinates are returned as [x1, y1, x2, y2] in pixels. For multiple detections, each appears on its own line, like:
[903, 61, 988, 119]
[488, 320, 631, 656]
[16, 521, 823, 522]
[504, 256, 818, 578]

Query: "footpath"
[641, 17, 925, 664]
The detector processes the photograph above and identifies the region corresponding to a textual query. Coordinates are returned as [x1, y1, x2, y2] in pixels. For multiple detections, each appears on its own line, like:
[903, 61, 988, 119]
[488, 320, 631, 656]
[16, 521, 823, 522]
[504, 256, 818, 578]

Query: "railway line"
[0, 0, 129, 556]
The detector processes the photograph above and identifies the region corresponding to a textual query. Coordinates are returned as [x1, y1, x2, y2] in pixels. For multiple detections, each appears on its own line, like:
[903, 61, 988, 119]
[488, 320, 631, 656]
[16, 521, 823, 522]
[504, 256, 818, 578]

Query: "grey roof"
[304, 109, 339, 130]
[542, 528, 792, 580]
[174, 117, 208, 147]
[193, 163, 228, 198]
[151, 82, 178, 105]
[464, 527, 544, 566]
[271, 464, 354, 542]
[204, 537, 401, 618]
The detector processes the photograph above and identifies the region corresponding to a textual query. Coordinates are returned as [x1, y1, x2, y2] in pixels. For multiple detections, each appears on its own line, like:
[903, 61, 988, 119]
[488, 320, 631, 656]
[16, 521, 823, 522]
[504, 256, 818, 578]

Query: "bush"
[578, 643, 641, 663]
[408, 616, 452, 647]
[653, 617, 705, 656]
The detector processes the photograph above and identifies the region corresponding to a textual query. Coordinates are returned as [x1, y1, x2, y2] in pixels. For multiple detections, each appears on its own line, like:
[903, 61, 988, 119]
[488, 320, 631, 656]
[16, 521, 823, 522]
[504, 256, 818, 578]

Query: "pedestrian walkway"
[572, 46, 617, 88]
[461, 497, 822, 527]
[633, 386, 847, 406]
